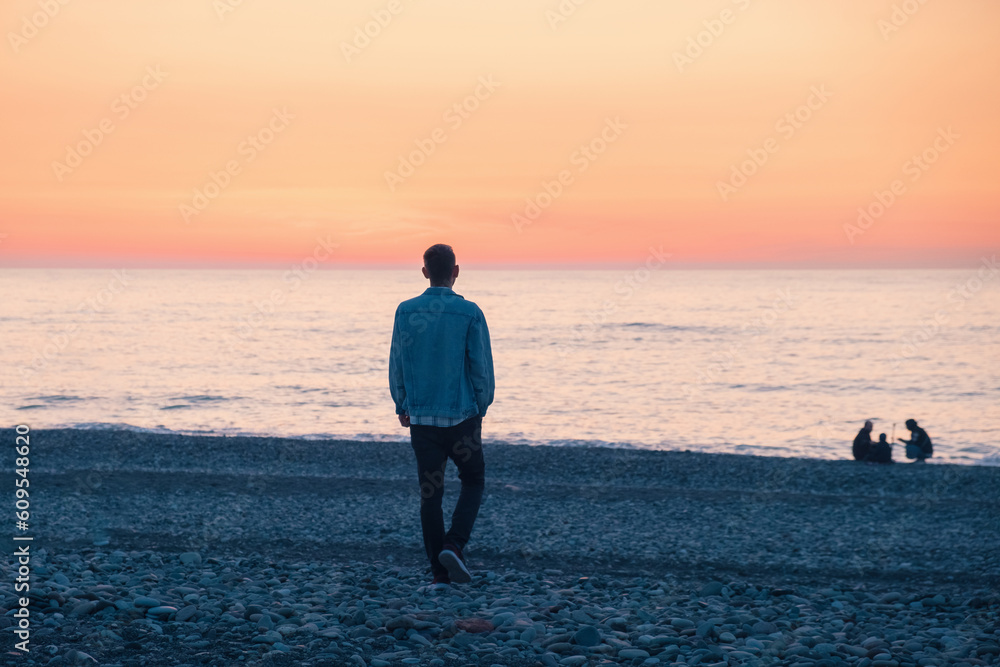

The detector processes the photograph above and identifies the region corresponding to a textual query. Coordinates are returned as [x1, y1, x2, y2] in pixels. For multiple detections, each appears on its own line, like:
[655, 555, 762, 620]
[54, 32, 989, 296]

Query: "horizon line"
[1, 260, 995, 271]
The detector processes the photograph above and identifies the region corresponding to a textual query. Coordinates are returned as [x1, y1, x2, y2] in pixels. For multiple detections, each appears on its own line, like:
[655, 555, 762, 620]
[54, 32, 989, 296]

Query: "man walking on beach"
[389, 244, 495, 586]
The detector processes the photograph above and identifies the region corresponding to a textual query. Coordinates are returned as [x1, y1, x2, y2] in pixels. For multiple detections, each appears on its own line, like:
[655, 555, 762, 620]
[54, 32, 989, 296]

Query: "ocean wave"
[168, 395, 236, 402]
[619, 322, 723, 334]
[26, 394, 87, 402]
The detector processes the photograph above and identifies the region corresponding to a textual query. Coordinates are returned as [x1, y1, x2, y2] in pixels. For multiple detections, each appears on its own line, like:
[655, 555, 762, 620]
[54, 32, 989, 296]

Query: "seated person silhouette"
[868, 433, 893, 464]
[852, 420, 873, 461]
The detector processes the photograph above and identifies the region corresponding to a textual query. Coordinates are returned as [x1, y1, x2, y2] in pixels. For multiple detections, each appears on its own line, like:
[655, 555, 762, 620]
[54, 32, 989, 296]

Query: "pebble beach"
[2, 428, 998, 666]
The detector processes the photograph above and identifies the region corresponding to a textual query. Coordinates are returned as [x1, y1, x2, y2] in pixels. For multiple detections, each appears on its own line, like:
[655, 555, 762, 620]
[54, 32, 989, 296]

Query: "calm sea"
[2, 267, 998, 465]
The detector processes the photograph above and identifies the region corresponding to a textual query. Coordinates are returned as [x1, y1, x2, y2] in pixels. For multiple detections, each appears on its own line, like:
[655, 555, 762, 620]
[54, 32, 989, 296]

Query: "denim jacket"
[389, 286, 495, 421]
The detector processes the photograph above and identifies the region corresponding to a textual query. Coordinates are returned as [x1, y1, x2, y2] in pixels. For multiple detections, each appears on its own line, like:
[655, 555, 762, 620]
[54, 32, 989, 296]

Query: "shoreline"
[19, 422, 999, 467]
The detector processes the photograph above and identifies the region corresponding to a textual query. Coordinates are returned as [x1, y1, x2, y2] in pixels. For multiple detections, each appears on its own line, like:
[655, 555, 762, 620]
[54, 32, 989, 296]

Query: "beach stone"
[492, 611, 515, 627]
[559, 657, 588, 666]
[671, 618, 695, 630]
[752, 621, 778, 635]
[69, 601, 97, 616]
[65, 650, 98, 664]
[574, 626, 601, 647]
[658, 645, 681, 658]
[548, 642, 574, 655]
[386, 614, 417, 631]
[700, 581, 724, 597]
[253, 630, 282, 644]
[176, 605, 198, 622]
[147, 606, 178, 618]
[719, 631, 736, 643]
[840, 644, 869, 657]
[618, 648, 651, 659]
[455, 617, 493, 633]
[133, 596, 160, 608]
[179, 552, 202, 566]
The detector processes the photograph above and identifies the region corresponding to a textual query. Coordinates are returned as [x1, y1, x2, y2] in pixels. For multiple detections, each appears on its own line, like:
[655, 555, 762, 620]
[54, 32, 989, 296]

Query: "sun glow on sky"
[1, 0, 998, 267]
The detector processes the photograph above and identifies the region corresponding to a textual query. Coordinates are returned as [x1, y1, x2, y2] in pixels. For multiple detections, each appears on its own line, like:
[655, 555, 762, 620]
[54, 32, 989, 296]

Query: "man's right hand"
[398, 412, 411, 428]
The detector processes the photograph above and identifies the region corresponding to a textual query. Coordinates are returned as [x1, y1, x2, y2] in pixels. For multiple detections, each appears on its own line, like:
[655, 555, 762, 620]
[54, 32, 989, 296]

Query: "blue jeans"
[410, 416, 485, 577]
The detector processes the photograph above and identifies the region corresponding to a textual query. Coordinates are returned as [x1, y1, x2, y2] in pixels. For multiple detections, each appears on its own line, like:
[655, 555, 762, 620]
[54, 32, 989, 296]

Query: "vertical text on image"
[13, 424, 33, 653]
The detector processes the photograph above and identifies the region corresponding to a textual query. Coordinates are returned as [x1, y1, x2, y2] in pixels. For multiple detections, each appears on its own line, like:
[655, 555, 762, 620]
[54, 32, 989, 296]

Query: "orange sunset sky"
[1, 0, 998, 268]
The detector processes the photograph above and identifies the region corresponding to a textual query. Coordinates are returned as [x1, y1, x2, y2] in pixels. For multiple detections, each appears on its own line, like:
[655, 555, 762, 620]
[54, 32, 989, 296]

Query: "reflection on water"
[2, 268, 998, 464]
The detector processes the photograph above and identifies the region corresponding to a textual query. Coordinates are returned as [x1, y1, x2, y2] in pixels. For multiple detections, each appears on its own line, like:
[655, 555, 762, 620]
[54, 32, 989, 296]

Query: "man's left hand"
[398, 412, 411, 428]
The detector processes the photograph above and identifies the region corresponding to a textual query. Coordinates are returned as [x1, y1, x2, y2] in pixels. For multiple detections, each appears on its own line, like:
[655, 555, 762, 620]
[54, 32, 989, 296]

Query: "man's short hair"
[423, 244, 456, 284]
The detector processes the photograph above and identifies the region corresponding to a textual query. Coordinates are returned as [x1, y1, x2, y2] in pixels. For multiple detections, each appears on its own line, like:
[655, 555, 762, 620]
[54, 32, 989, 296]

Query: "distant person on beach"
[389, 243, 495, 587]
[852, 420, 874, 461]
[899, 419, 933, 462]
[869, 433, 894, 464]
